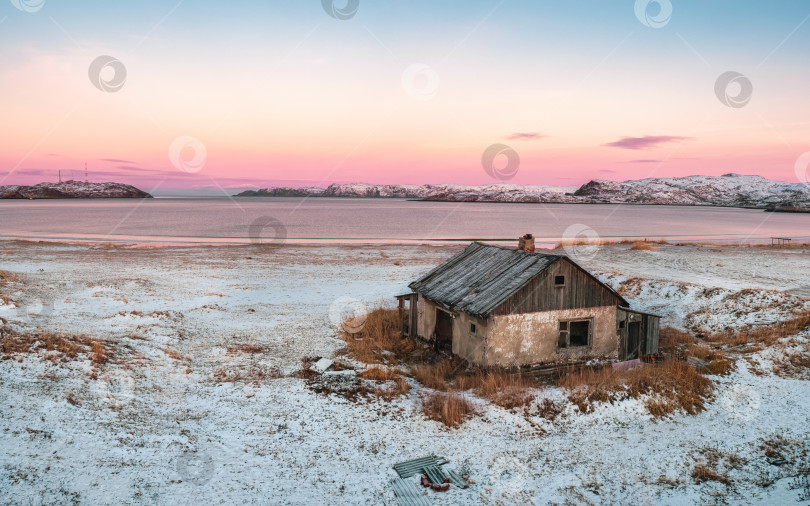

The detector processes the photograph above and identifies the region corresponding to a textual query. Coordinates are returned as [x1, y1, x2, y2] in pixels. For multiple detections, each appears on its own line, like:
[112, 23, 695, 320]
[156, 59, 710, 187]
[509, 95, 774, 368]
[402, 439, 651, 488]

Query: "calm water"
[0, 198, 807, 245]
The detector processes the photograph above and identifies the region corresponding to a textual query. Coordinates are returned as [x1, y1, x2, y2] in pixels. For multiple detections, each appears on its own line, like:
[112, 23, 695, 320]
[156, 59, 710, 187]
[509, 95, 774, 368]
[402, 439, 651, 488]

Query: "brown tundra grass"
[0, 270, 25, 284]
[659, 326, 734, 375]
[422, 391, 476, 428]
[2, 328, 87, 360]
[560, 360, 713, 416]
[630, 241, 659, 251]
[340, 307, 422, 365]
[455, 369, 536, 409]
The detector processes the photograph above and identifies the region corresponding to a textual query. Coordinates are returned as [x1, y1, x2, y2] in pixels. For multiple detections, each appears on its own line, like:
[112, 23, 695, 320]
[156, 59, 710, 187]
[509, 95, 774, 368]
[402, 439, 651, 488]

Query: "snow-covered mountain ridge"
[236, 174, 810, 209]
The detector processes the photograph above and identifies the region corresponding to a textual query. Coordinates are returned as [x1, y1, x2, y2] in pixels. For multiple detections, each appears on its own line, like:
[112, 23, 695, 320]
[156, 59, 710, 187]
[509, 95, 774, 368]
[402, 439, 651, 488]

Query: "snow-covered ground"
[1, 241, 809, 505]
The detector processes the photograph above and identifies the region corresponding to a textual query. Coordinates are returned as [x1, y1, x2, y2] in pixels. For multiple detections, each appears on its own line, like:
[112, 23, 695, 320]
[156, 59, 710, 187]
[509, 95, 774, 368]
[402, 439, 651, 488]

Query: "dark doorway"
[434, 309, 453, 353]
[627, 321, 641, 359]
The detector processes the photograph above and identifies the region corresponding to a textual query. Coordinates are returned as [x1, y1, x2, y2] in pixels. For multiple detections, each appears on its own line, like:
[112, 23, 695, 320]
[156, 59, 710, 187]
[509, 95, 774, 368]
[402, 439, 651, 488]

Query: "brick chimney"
[518, 233, 535, 252]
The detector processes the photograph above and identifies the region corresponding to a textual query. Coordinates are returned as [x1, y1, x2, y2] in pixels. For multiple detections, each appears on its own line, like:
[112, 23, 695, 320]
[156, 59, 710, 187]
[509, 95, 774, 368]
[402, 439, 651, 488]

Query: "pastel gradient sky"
[2, 0, 809, 193]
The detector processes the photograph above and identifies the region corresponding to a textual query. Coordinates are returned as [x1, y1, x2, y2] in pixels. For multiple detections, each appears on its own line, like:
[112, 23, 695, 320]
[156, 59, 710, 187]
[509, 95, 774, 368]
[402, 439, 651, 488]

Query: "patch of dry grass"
[90, 339, 108, 365]
[659, 326, 735, 375]
[212, 366, 279, 384]
[409, 359, 458, 391]
[339, 307, 424, 365]
[455, 369, 536, 409]
[559, 360, 713, 416]
[227, 343, 265, 354]
[0, 270, 25, 284]
[421, 391, 476, 428]
[358, 366, 401, 382]
[691, 464, 731, 485]
[630, 241, 659, 251]
[2, 327, 86, 361]
[615, 277, 645, 297]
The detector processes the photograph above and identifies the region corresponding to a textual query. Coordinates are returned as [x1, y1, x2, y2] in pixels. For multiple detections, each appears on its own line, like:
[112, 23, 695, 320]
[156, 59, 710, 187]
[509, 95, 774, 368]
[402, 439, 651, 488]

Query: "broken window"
[558, 319, 591, 348]
[558, 321, 568, 348]
[569, 320, 590, 346]
[470, 323, 477, 335]
[555, 275, 565, 286]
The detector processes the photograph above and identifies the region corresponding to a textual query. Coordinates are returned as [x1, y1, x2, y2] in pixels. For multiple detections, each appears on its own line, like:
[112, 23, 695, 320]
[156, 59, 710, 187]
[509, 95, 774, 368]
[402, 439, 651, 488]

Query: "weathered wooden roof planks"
[408, 242, 561, 318]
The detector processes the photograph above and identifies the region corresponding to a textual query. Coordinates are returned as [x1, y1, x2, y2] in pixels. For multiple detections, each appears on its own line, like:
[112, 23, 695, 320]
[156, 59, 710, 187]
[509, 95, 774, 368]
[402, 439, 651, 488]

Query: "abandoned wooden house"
[396, 242, 660, 367]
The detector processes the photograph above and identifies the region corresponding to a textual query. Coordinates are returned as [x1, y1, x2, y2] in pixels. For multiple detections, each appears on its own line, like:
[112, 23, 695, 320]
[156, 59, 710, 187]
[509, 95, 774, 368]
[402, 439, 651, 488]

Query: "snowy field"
[1, 240, 809, 505]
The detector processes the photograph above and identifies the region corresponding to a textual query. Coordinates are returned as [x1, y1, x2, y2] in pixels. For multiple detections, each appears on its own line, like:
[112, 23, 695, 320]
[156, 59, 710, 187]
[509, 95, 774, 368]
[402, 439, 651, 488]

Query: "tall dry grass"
[421, 391, 476, 428]
[659, 326, 734, 375]
[630, 241, 659, 251]
[339, 307, 423, 365]
[455, 370, 536, 409]
[705, 310, 810, 348]
[559, 360, 713, 416]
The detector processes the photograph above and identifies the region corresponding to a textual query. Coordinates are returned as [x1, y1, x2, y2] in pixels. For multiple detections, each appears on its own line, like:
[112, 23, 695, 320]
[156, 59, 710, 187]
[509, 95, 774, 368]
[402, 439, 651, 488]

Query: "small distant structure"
[84, 163, 88, 184]
[771, 237, 792, 246]
[397, 240, 660, 368]
[58, 169, 62, 183]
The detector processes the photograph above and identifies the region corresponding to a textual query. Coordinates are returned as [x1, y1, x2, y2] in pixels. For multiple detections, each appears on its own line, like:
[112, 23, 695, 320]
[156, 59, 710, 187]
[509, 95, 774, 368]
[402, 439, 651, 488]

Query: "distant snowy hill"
[236, 174, 810, 209]
[0, 181, 152, 199]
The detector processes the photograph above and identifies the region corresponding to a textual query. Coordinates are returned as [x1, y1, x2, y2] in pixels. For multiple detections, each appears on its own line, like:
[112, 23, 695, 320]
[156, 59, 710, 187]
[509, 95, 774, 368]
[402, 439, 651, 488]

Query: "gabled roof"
[408, 242, 628, 318]
[408, 242, 561, 318]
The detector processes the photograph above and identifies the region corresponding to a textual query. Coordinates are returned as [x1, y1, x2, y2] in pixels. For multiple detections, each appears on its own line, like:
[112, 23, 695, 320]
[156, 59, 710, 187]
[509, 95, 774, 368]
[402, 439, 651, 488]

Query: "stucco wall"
[415, 295, 488, 364]
[486, 305, 619, 366]
[452, 311, 489, 365]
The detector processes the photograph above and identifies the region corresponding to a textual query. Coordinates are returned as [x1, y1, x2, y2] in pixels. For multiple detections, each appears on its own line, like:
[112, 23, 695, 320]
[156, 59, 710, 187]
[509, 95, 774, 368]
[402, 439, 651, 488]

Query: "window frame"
[557, 318, 593, 349]
[554, 275, 566, 287]
[469, 322, 477, 335]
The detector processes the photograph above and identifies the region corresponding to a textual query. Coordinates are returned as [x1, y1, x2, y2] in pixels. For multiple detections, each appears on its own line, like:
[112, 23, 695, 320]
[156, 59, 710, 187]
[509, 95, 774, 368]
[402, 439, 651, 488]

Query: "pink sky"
[2, 1, 809, 192]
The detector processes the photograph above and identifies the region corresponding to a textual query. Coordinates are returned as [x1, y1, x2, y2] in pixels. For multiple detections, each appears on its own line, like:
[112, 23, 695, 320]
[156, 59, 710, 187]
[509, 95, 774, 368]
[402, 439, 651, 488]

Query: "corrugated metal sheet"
[408, 242, 560, 318]
[445, 469, 469, 489]
[393, 456, 448, 478]
[391, 478, 432, 506]
[422, 465, 447, 485]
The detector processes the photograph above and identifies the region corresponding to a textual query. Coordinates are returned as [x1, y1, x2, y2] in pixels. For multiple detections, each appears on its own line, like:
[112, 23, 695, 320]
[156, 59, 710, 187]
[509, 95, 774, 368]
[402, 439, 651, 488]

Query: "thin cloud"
[505, 132, 546, 141]
[604, 135, 691, 150]
[598, 169, 617, 173]
[114, 165, 166, 173]
[626, 159, 662, 163]
[100, 158, 135, 164]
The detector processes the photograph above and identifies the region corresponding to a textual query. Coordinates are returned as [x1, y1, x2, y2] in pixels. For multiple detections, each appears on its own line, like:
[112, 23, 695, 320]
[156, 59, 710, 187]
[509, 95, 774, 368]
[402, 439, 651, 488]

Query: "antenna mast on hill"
[58, 169, 62, 183]
[84, 163, 88, 184]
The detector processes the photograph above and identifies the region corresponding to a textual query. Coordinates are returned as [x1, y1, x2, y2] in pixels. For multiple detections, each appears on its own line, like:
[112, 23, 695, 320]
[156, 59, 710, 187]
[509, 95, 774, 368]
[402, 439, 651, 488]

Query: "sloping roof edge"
[409, 242, 630, 318]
